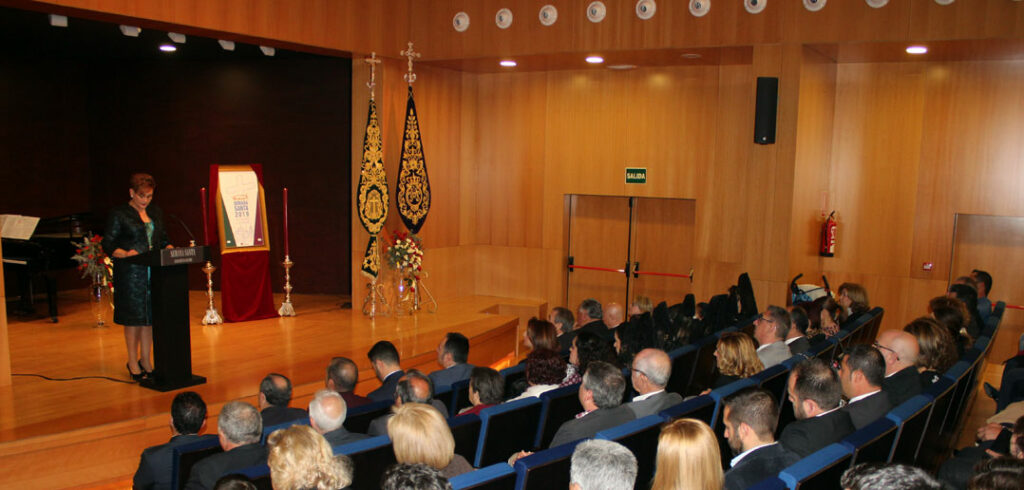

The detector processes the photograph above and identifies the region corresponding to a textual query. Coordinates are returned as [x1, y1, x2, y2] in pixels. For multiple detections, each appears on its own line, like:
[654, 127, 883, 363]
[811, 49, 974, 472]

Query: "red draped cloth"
[208, 164, 278, 322]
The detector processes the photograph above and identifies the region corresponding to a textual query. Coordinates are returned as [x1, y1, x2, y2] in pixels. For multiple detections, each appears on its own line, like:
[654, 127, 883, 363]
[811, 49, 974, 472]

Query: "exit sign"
[625, 167, 647, 184]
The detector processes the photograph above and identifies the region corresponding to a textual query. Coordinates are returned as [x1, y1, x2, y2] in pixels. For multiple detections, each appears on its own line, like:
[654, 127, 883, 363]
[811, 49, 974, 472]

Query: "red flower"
[88, 254, 94, 259]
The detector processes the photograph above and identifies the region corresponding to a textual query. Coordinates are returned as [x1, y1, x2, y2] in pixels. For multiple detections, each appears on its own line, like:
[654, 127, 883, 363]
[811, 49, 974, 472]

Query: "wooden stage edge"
[0, 290, 544, 489]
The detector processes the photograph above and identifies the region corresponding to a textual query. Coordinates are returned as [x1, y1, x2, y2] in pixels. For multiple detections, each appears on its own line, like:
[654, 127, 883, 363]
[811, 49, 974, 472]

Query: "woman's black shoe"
[127, 362, 146, 382]
[138, 361, 153, 378]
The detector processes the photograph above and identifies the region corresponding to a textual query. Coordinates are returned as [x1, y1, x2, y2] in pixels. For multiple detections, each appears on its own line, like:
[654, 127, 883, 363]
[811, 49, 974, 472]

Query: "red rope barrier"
[567, 264, 626, 274]
[1006, 304, 1024, 311]
[634, 270, 692, 279]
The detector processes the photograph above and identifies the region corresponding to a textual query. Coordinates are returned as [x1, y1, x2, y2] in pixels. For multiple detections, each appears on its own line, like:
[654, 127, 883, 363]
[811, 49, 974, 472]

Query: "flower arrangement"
[71, 233, 113, 290]
[385, 230, 424, 282]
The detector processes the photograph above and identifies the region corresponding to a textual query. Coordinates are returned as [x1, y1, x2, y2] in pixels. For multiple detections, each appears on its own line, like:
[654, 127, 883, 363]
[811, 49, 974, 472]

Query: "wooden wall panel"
[783, 0, 912, 44]
[0, 238, 8, 386]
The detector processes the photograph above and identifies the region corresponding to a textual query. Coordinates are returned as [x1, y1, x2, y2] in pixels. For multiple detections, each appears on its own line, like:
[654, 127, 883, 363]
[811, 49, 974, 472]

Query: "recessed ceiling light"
[159, 44, 177, 53]
[500, 60, 517, 67]
[681, 53, 702, 59]
[607, 64, 637, 70]
[48, 14, 67, 28]
[119, 25, 141, 37]
[168, 32, 187, 44]
[218, 40, 235, 51]
[585, 56, 604, 64]
[260, 46, 276, 57]
[906, 45, 928, 55]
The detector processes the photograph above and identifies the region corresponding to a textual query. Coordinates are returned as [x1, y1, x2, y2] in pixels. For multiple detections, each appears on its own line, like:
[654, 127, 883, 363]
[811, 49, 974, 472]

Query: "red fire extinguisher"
[820, 211, 837, 257]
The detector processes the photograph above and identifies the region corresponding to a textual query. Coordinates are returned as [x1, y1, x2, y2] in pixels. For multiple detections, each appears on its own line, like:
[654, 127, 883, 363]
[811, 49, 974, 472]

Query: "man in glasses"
[625, 348, 682, 418]
[838, 345, 892, 429]
[876, 330, 922, 407]
[754, 306, 793, 369]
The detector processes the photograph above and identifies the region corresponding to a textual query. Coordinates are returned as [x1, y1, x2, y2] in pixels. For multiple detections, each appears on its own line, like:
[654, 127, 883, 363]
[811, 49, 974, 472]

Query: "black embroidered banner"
[356, 98, 388, 235]
[360, 234, 380, 279]
[396, 86, 430, 234]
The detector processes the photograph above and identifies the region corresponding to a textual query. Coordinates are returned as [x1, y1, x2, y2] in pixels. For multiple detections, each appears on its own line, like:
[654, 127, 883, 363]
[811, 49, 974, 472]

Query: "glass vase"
[89, 272, 110, 328]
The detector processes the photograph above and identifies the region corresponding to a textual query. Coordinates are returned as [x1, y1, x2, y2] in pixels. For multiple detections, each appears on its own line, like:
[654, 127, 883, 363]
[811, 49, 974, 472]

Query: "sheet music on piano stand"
[0, 215, 40, 240]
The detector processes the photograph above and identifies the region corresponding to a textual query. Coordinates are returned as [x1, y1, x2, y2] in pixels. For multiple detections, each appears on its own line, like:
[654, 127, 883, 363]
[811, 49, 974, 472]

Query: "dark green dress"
[102, 203, 170, 326]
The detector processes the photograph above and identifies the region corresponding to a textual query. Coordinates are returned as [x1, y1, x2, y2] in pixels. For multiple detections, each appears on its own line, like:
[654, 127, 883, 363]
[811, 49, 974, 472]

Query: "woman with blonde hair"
[267, 425, 352, 490]
[629, 295, 654, 317]
[710, 332, 764, 390]
[904, 316, 958, 386]
[838, 282, 870, 325]
[387, 403, 473, 478]
[651, 418, 723, 490]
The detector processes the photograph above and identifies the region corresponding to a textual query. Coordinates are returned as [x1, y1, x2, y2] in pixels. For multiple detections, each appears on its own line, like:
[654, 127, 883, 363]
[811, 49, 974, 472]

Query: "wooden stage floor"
[0, 290, 542, 489]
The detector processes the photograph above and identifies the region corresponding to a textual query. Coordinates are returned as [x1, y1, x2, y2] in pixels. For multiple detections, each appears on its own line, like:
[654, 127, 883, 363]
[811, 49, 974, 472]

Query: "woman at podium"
[102, 173, 171, 381]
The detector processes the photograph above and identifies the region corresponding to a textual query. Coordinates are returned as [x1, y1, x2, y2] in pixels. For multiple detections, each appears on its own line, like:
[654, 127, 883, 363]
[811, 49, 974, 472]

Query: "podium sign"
[125, 246, 208, 391]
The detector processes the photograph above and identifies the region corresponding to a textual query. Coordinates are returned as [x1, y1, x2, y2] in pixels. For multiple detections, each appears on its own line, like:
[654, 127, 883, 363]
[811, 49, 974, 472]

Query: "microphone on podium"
[168, 214, 197, 247]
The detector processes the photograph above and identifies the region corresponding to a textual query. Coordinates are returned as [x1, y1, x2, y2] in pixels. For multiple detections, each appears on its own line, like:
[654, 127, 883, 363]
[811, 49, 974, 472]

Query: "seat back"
[779, 443, 854, 490]
[688, 336, 722, 395]
[842, 418, 897, 466]
[450, 463, 517, 490]
[946, 348, 983, 436]
[665, 344, 699, 396]
[659, 394, 715, 426]
[450, 414, 482, 464]
[915, 378, 956, 471]
[886, 394, 935, 465]
[500, 365, 527, 400]
[335, 435, 395, 490]
[343, 399, 393, 434]
[476, 398, 544, 467]
[513, 440, 584, 490]
[260, 417, 310, 444]
[753, 363, 791, 406]
[451, 379, 473, 417]
[536, 384, 582, 448]
[171, 435, 221, 490]
[435, 384, 455, 417]
[941, 359, 974, 436]
[596, 414, 666, 488]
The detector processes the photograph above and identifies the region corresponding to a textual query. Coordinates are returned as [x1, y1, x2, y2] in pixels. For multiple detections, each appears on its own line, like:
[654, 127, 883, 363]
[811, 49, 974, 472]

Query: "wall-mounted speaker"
[754, 76, 778, 145]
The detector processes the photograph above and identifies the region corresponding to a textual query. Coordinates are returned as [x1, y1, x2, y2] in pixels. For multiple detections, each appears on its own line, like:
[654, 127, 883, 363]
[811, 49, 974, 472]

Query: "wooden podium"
[125, 246, 208, 391]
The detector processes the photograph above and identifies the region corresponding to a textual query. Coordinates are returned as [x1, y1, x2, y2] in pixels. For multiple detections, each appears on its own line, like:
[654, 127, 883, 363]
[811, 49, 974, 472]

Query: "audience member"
[549, 361, 634, 447]
[785, 306, 812, 355]
[614, 320, 651, 368]
[710, 332, 764, 390]
[550, 307, 577, 352]
[134, 391, 211, 490]
[780, 358, 855, 457]
[212, 475, 256, 490]
[569, 439, 638, 490]
[388, 403, 473, 478]
[972, 269, 994, 323]
[430, 332, 474, 389]
[381, 463, 452, 490]
[509, 348, 566, 401]
[369, 370, 446, 436]
[258, 373, 307, 427]
[838, 283, 871, 326]
[818, 296, 845, 338]
[326, 356, 371, 409]
[938, 415, 1024, 488]
[949, 283, 984, 338]
[629, 295, 653, 318]
[458, 367, 504, 416]
[839, 345, 892, 429]
[650, 418, 723, 490]
[185, 401, 267, 490]
[523, 317, 559, 353]
[266, 425, 352, 490]
[626, 348, 682, 418]
[876, 329, 923, 406]
[308, 389, 369, 447]
[721, 387, 800, 490]
[563, 330, 619, 386]
[577, 298, 613, 341]
[367, 340, 405, 402]
[754, 306, 793, 368]
[968, 458, 1024, 490]
[841, 463, 942, 490]
[904, 317, 958, 387]
[930, 295, 973, 356]
[603, 302, 625, 330]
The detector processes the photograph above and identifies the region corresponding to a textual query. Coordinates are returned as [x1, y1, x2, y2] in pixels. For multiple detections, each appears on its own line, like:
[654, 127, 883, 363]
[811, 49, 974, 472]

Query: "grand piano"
[2, 213, 97, 322]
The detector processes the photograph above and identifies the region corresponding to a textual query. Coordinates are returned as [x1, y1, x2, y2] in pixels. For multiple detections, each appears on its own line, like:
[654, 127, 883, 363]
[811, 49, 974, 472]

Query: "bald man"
[603, 302, 625, 330]
[309, 389, 370, 447]
[366, 370, 447, 436]
[625, 348, 683, 418]
[258, 373, 307, 427]
[876, 330, 922, 407]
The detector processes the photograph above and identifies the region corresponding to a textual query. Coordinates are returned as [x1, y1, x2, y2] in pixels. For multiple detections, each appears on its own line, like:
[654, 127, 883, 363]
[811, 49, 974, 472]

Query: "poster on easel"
[215, 165, 270, 253]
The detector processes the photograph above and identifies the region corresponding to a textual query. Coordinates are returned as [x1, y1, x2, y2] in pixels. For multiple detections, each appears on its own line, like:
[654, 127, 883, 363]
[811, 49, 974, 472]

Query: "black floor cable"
[12, 373, 137, 384]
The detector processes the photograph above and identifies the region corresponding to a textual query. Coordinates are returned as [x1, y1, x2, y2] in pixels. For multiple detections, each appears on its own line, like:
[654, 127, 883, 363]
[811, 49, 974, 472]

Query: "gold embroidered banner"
[396, 86, 430, 234]
[360, 234, 380, 279]
[357, 99, 388, 234]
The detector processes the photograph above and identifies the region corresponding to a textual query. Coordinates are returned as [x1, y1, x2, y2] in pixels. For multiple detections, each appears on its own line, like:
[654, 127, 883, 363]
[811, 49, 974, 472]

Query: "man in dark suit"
[133, 391, 216, 490]
[367, 340, 405, 402]
[625, 348, 683, 418]
[309, 389, 370, 448]
[184, 401, 267, 490]
[722, 387, 800, 490]
[754, 306, 794, 368]
[603, 302, 625, 330]
[326, 356, 371, 409]
[429, 332, 475, 389]
[876, 329, 923, 407]
[258, 373, 307, 428]
[576, 298, 614, 342]
[549, 361, 635, 447]
[367, 370, 448, 436]
[784, 306, 812, 355]
[551, 307, 576, 352]
[839, 344, 893, 429]
[779, 358, 856, 457]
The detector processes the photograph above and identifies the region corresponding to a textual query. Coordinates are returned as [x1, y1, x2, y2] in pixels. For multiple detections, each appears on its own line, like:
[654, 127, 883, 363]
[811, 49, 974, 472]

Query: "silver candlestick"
[279, 255, 296, 316]
[201, 260, 223, 325]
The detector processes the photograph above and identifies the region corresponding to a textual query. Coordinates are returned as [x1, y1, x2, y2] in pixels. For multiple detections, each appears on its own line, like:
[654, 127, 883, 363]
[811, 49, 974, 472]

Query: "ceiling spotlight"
[499, 60, 517, 67]
[607, 64, 637, 70]
[585, 56, 604, 64]
[168, 32, 187, 44]
[159, 44, 177, 53]
[218, 40, 236, 51]
[119, 25, 141, 37]
[48, 14, 68, 27]
[906, 45, 928, 55]
[259, 45, 276, 57]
